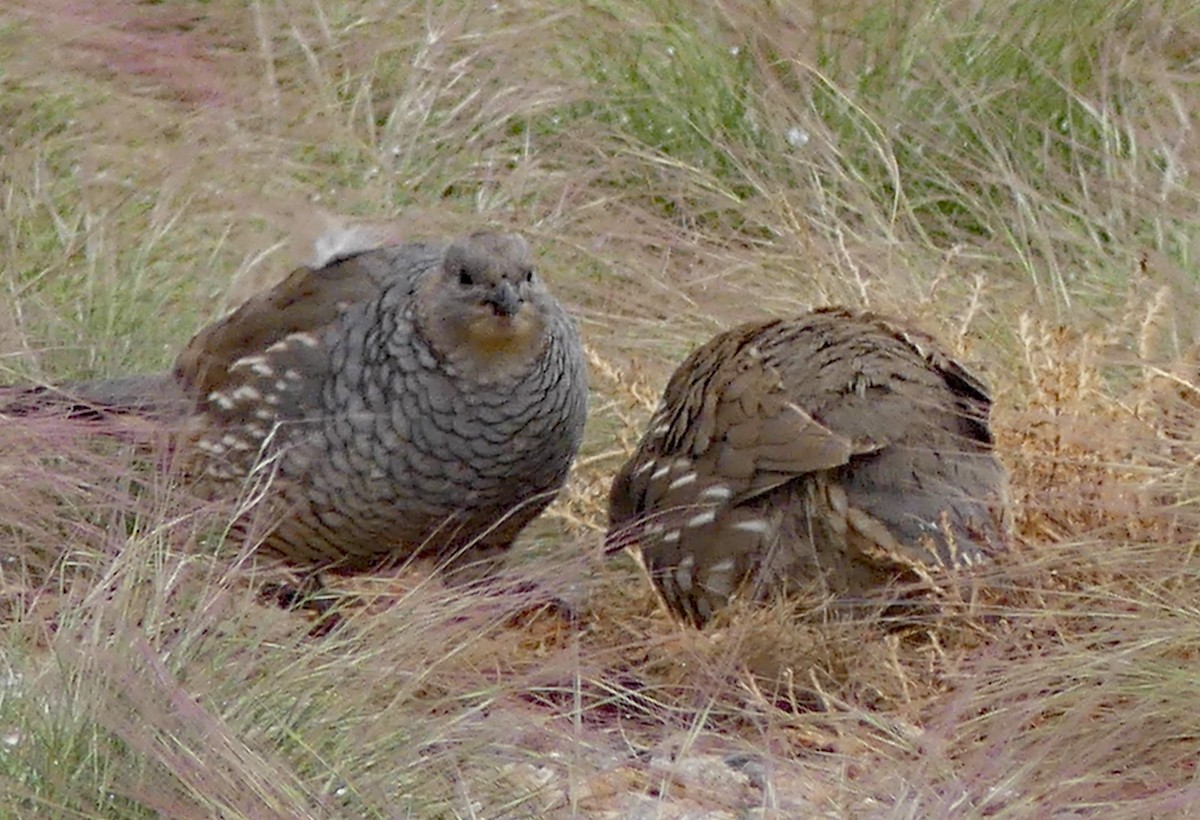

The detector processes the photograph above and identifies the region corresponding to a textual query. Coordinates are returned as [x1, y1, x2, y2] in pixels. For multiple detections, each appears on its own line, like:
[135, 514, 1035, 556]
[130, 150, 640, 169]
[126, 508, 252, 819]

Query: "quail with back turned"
[5, 230, 588, 580]
[606, 308, 1008, 627]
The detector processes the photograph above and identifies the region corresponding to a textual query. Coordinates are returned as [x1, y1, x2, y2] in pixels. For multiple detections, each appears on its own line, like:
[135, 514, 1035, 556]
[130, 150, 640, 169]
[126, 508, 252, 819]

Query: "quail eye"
[523, 268, 534, 283]
[457, 269, 475, 287]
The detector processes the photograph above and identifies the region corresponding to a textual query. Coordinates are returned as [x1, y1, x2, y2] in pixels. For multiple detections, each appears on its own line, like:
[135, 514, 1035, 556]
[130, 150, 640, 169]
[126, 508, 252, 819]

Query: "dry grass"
[3, 0, 1200, 816]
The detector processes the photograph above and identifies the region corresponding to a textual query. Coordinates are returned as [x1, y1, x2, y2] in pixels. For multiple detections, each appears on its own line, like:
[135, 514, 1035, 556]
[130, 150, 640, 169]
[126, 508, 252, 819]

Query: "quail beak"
[485, 281, 523, 318]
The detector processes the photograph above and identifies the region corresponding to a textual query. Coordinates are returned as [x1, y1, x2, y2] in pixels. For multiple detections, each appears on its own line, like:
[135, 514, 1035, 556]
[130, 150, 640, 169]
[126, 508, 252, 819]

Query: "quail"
[4, 230, 589, 580]
[606, 308, 1008, 627]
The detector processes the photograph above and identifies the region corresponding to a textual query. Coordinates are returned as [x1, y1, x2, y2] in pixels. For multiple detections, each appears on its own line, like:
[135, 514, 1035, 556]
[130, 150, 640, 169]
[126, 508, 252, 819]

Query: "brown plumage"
[3, 230, 588, 581]
[607, 308, 1009, 627]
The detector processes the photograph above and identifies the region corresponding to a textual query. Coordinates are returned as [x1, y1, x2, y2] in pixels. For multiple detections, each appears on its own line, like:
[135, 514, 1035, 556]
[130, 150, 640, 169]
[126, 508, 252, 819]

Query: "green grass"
[2, 0, 1200, 815]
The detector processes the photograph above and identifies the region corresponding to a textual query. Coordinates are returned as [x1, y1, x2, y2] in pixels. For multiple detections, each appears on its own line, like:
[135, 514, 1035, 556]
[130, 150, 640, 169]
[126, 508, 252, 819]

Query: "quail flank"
[3, 230, 589, 580]
[606, 308, 1008, 628]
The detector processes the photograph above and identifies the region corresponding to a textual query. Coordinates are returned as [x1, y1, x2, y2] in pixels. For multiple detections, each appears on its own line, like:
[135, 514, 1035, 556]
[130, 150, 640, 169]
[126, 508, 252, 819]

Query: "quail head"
[606, 307, 1008, 627]
[6, 230, 589, 580]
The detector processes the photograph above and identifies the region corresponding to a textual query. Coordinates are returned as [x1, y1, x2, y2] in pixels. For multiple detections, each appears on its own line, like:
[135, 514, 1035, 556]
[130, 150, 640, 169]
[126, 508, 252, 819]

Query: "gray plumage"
[5, 232, 588, 577]
[607, 308, 1008, 627]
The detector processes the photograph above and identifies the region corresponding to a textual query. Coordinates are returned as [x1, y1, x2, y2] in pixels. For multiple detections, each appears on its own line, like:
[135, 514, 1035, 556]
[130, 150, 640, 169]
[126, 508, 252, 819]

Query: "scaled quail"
[606, 308, 1008, 627]
[4, 230, 588, 579]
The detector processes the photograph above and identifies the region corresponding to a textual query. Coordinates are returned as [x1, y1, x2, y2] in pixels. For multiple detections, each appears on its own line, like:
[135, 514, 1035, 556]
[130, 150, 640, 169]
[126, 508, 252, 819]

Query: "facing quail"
[6, 231, 588, 580]
[606, 308, 1008, 627]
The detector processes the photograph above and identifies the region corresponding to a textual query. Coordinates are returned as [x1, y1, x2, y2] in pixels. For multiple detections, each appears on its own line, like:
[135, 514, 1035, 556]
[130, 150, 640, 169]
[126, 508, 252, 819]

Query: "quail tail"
[0, 373, 189, 420]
